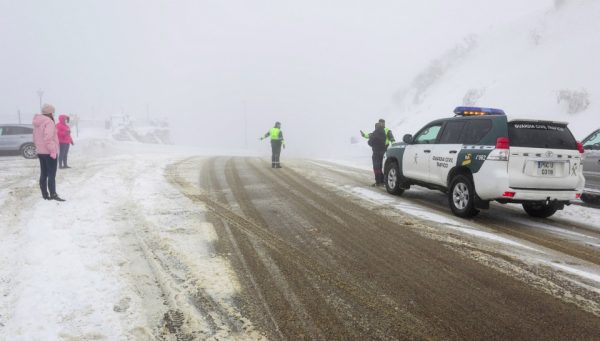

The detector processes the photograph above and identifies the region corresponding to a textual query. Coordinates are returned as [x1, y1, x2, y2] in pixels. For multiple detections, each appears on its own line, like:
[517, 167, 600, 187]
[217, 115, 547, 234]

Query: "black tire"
[448, 174, 479, 218]
[522, 202, 558, 218]
[21, 143, 37, 159]
[580, 193, 600, 204]
[384, 161, 404, 195]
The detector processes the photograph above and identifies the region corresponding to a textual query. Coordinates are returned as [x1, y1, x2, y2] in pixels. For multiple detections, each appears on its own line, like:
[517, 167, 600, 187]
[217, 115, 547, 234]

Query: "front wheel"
[21, 143, 37, 159]
[384, 161, 404, 195]
[448, 175, 479, 218]
[522, 202, 558, 218]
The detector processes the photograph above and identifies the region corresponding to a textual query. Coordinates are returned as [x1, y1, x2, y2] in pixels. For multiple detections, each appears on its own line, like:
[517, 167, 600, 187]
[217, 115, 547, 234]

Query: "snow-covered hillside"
[391, 0, 599, 140]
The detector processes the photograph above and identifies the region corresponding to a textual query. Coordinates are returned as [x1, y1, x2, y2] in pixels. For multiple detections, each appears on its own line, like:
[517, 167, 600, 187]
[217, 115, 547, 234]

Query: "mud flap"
[475, 195, 489, 209]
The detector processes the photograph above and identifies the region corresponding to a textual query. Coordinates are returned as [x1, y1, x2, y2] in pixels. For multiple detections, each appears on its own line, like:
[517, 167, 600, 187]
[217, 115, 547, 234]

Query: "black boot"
[50, 193, 66, 202]
[42, 193, 50, 200]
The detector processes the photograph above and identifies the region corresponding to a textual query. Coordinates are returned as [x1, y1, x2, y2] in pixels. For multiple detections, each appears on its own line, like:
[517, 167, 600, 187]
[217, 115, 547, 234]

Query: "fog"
[0, 0, 551, 157]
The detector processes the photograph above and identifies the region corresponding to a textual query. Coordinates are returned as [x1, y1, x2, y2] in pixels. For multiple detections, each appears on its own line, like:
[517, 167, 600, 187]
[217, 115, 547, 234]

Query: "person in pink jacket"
[56, 114, 74, 169]
[32, 104, 65, 201]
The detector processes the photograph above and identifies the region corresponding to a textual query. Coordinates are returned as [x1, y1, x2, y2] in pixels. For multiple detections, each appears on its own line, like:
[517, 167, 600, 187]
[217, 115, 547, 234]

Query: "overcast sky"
[0, 0, 551, 155]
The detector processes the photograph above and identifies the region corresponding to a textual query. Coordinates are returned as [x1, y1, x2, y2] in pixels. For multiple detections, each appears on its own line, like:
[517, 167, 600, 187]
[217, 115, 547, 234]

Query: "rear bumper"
[500, 188, 581, 202]
[474, 161, 584, 202]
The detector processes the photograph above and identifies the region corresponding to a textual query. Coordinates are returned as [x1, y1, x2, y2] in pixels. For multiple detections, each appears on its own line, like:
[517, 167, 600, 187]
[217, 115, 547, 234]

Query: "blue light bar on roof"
[454, 106, 506, 116]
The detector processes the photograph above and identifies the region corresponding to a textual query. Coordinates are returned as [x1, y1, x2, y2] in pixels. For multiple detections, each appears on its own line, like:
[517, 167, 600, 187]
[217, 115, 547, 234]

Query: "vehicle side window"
[439, 121, 466, 144]
[583, 131, 600, 150]
[460, 120, 492, 144]
[413, 124, 443, 144]
[2, 126, 31, 135]
[12, 127, 32, 135]
[0, 127, 4, 136]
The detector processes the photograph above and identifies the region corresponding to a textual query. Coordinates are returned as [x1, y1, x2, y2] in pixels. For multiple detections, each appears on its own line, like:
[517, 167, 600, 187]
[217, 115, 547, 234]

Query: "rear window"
[508, 121, 577, 149]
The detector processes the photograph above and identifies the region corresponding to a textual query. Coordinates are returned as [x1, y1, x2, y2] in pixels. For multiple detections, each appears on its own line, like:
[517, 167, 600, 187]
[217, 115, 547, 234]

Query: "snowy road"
[169, 156, 600, 339]
[1, 143, 600, 339]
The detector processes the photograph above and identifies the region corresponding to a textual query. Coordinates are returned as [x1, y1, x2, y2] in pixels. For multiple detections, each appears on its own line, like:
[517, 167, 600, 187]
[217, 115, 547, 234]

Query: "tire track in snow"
[168, 158, 432, 340]
[290, 159, 600, 316]
[196, 157, 285, 340]
[303, 160, 600, 265]
[254, 158, 600, 338]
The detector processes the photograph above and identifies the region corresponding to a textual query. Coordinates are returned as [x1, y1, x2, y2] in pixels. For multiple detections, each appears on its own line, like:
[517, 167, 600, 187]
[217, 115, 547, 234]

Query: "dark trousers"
[372, 151, 385, 184]
[271, 140, 282, 167]
[59, 143, 70, 167]
[38, 154, 58, 197]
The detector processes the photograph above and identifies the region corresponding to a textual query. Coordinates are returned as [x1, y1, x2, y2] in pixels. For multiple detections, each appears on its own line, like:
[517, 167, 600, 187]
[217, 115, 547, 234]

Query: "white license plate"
[537, 161, 555, 176]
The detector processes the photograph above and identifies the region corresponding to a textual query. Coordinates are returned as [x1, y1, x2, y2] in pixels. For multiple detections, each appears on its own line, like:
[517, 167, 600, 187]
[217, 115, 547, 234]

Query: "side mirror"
[403, 134, 413, 144]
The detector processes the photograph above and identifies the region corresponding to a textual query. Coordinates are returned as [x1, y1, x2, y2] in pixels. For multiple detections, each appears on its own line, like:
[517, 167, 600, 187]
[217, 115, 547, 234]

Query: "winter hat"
[41, 103, 55, 115]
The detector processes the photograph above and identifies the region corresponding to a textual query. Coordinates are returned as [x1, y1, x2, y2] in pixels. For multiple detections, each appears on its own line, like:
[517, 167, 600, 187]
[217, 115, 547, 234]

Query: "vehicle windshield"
[508, 121, 577, 150]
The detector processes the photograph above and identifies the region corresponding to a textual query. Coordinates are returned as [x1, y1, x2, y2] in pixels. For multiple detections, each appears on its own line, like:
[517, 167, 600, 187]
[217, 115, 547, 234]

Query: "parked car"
[0, 124, 37, 159]
[581, 128, 600, 203]
[384, 106, 585, 218]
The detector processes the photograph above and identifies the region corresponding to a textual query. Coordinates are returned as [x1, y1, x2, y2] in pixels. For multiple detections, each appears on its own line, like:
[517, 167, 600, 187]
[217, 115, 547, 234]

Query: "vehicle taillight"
[575, 193, 582, 199]
[496, 137, 510, 150]
[576, 142, 584, 154]
[502, 191, 516, 198]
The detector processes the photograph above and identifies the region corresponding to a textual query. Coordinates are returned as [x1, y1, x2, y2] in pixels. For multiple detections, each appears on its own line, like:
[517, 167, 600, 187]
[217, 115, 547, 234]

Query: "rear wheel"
[21, 143, 37, 159]
[448, 175, 479, 218]
[522, 202, 558, 218]
[580, 193, 600, 205]
[384, 161, 404, 195]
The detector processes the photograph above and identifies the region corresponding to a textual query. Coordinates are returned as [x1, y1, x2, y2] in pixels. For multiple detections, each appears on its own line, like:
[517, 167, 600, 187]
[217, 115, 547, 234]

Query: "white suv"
[384, 107, 585, 218]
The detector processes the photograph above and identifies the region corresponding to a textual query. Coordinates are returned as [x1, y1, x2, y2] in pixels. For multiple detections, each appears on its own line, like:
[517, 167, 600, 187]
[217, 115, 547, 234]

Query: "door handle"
[449, 150, 457, 154]
[424, 150, 431, 153]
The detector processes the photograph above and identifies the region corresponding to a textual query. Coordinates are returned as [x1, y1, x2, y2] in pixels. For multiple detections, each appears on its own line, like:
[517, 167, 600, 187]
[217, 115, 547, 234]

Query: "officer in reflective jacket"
[361, 118, 395, 147]
[260, 121, 285, 168]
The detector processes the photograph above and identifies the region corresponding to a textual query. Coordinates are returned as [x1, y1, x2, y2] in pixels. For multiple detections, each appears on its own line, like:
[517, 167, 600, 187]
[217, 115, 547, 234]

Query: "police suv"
[383, 107, 585, 218]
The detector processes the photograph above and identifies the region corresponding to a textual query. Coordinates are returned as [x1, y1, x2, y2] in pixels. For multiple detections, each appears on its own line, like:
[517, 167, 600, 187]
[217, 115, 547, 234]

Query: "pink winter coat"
[33, 114, 59, 158]
[56, 115, 73, 144]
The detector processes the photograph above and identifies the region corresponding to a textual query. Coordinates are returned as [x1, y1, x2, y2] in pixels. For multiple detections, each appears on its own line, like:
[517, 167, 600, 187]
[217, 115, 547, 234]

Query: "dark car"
[581, 128, 600, 203]
[0, 124, 37, 159]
